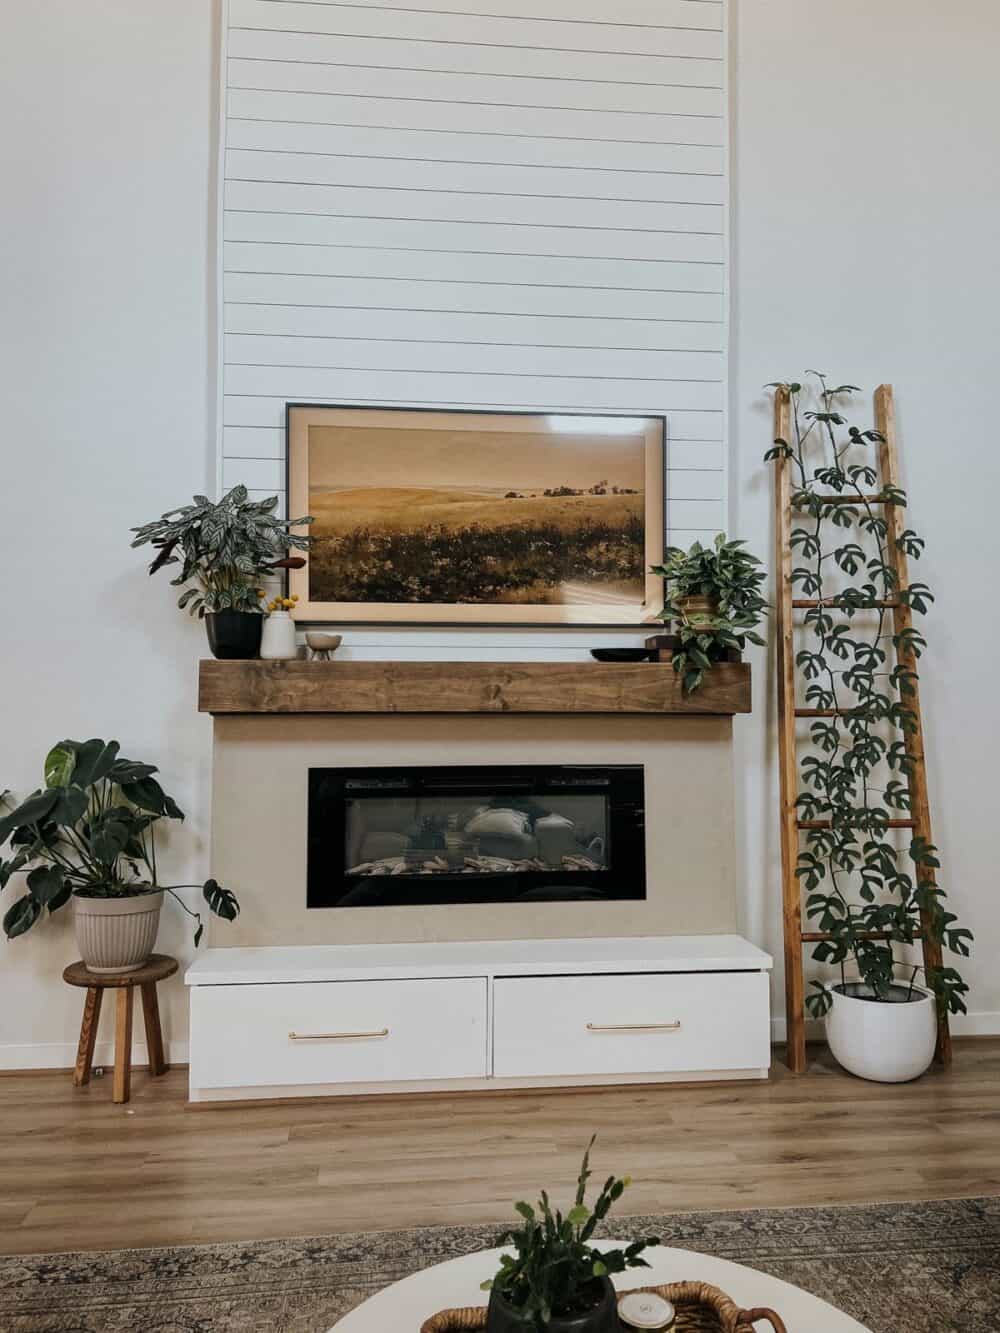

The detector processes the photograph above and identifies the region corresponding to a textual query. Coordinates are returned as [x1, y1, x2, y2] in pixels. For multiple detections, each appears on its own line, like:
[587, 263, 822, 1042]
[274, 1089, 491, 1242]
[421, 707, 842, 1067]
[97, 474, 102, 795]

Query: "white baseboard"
[770, 1016, 823, 1043]
[1, 1018, 996, 1073]
[0, 1039, 189, 1072]
[770, 1011, 1000, 1042]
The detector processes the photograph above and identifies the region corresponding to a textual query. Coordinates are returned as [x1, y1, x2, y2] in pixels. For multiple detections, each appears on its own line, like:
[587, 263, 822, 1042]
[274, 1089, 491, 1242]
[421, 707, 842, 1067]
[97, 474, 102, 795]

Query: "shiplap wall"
[218, 0, 728, 649]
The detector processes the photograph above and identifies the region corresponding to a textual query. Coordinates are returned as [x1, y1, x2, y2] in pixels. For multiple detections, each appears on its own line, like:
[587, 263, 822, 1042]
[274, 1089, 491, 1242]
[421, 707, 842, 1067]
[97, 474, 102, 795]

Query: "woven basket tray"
[420, 1281, 787, 1332]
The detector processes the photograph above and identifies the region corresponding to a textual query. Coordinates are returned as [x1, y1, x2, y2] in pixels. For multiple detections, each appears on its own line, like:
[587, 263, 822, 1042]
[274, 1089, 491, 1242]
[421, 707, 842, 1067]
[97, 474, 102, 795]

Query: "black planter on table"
[204, 610, 263, 660]
[487, 1279, 620, 1333]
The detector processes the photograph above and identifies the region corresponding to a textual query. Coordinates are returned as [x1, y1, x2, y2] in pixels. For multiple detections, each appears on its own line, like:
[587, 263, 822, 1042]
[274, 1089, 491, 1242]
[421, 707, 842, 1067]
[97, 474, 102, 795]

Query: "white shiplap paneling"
[219, 0, 728, 639]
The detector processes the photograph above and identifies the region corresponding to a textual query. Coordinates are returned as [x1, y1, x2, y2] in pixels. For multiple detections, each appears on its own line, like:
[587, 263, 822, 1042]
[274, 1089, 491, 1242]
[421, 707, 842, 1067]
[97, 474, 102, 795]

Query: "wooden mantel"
[198, 659, 751, 716]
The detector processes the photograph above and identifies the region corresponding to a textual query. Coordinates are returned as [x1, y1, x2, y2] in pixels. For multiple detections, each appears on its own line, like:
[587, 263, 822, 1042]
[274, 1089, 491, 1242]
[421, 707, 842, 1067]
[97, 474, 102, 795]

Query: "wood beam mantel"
[198, 660, 751, 716]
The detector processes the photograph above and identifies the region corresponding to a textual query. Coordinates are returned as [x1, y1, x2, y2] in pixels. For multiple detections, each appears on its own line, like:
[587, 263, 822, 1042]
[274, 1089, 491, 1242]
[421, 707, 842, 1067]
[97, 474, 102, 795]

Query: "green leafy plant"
[130, 485, 313, 616]
[1, 738, 239, 946]
[652, 535, 768, 692]
[481, 1138, 658, 1328]
[764, 373, 972, 1017]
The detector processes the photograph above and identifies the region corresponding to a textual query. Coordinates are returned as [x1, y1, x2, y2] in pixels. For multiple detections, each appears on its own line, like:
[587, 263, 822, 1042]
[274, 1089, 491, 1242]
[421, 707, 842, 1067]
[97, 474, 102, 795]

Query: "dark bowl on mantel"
[590, 648, 656, 663]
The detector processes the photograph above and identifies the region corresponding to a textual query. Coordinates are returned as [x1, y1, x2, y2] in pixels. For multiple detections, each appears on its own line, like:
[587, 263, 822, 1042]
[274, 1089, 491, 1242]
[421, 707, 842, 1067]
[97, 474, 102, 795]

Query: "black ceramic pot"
[486, 1279, 619, 1333]
[204, 610, 263, 660]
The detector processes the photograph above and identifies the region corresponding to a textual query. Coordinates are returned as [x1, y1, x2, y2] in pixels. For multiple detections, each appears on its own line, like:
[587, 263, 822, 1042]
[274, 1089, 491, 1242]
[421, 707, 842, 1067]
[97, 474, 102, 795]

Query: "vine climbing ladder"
[772, 383, 951, 1073]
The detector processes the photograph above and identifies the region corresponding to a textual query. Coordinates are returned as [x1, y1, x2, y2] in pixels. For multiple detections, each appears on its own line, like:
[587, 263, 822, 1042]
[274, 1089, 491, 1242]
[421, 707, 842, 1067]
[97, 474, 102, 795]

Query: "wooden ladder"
[772, 383, 951, 1073]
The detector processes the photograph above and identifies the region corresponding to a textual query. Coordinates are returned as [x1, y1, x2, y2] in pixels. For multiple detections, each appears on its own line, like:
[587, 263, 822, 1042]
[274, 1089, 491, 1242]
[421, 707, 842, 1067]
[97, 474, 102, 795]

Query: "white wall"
[1, 0, 997, 1067]
[0, 0, 219, 1066]
[732, 0, 1000, 1033]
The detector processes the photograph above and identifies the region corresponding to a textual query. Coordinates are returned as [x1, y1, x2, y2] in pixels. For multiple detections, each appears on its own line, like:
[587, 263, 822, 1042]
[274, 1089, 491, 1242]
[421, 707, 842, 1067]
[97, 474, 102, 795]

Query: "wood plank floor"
[3, 1039, 999, 1255]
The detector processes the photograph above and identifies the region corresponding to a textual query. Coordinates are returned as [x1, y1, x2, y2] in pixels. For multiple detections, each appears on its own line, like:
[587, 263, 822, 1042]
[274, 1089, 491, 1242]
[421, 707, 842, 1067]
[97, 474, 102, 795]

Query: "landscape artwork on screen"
[286, 407, 664, 624]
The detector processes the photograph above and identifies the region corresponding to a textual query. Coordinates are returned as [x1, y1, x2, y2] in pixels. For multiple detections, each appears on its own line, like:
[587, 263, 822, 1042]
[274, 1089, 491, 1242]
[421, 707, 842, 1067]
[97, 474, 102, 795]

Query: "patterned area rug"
[1, 1197, 998, 1333]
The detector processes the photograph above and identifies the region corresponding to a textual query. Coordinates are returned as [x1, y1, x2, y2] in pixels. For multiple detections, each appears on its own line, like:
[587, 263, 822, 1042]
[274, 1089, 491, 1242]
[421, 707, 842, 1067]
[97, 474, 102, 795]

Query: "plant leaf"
[27, 865, 69, 910]
[203, 878, 240, 922]
[121, 777, 184, 820]
[69, 739, 121, 789]
[3, 894, 42, 939]
[44, 742, 77, 789]
[0, 790, 60, 847]
[109, 759, 158, 784]
[50, 786, 89, 828]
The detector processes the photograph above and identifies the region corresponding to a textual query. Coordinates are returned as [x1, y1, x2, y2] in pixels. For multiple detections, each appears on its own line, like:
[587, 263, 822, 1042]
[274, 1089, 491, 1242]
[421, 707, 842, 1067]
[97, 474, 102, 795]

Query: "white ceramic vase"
[825, 980, 937, 1083]
[72, 889, 163, 973]
[260, 610, 298, 660]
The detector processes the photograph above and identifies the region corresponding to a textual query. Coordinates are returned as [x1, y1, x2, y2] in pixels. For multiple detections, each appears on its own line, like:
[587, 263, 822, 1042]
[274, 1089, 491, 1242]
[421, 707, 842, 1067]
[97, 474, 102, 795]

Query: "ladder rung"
[801, 930, 923, 943]
[797, 818, 917, 830]
[803, 494, 895, 506]
[795, 707, 868, 717]
[792, 598, 900, 609]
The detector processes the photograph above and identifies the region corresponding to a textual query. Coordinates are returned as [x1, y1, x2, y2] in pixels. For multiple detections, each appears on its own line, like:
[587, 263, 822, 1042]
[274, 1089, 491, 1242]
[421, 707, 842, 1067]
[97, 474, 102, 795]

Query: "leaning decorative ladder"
[771, 383, 950, 1073]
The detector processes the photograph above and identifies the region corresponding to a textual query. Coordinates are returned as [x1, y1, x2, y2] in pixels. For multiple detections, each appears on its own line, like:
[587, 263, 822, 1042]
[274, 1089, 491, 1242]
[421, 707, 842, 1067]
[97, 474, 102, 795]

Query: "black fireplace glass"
[307, 765, 645, 908]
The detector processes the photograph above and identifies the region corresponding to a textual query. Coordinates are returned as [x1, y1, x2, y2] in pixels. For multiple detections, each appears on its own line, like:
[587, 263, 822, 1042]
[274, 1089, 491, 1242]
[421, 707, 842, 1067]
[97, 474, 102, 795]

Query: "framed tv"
[286, 404, 665, 626]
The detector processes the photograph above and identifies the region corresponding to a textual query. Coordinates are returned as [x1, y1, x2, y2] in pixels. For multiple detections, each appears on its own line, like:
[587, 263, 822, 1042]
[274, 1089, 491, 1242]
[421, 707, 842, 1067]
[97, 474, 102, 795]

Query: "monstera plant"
[1, 738, 238, 970]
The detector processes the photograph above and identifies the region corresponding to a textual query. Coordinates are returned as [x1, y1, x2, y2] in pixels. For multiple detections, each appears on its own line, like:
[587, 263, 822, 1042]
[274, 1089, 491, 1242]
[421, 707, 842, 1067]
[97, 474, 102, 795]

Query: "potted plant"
[651, 535, 767, 692]
[765, 373, 972, 1081]
[1, 738, 239, 971]
[131, 485, 313, 659]
[481, 1138, 658, 1332]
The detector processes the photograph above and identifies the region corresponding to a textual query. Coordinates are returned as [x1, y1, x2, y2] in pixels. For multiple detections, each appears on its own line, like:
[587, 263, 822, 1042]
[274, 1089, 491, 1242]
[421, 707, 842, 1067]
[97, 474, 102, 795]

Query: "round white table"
[332, 1241, 871, 1331]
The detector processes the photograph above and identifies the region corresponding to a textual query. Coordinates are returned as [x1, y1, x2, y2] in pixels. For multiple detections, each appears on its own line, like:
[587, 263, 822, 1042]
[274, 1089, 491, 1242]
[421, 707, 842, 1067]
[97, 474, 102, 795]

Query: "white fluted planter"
[826, 980, 937, 1083]
[72, 889, 163, 973]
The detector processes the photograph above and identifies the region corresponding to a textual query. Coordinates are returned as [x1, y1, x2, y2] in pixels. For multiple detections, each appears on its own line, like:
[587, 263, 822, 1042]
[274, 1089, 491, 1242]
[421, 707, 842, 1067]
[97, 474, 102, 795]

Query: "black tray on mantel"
[589, 648, 657, 663]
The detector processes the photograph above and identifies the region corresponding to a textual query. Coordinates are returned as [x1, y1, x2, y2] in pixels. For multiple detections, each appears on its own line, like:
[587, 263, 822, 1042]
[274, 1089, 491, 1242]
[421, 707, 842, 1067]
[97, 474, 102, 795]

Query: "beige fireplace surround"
[209, 710, 739, 947]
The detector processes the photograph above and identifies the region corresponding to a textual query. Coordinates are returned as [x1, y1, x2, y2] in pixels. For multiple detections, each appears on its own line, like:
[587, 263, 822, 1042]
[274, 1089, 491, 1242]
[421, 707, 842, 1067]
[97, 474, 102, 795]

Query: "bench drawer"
[492, 971, 770, 1079]
[190, 977, 488, 1089]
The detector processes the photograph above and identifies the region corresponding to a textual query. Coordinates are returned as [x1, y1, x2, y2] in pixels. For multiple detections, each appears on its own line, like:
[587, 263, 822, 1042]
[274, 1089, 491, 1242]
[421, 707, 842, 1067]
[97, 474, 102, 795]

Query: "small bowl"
[306, 632, 343, 654]
[590, 648, 655, 663]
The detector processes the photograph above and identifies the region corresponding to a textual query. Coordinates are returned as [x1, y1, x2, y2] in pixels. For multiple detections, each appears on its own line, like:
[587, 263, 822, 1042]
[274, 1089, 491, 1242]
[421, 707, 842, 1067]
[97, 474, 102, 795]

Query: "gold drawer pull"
[288, 1028, 390, 1041]
[586, 1021, 681, 1033]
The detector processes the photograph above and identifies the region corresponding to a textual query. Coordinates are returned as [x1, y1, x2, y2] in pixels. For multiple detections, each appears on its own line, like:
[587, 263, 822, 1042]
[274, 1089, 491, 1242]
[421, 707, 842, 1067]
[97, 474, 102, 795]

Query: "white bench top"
[185, 935, 772, 985]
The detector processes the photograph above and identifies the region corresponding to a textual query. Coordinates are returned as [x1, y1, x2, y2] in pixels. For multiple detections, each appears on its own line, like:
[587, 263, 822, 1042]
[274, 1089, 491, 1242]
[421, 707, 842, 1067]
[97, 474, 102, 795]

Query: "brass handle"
[288, 1028, 390, 1041]
[586, 1021, 681, 1033]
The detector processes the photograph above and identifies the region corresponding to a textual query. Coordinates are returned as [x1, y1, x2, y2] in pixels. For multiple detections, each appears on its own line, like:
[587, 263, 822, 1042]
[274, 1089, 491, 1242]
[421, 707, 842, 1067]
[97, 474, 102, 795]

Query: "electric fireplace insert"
[307, 764, 645, 908]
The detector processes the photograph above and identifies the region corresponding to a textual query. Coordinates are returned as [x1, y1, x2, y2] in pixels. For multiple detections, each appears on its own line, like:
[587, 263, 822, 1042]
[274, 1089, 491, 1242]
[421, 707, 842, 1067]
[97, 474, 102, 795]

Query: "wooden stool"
[63, 954, 178, 1104]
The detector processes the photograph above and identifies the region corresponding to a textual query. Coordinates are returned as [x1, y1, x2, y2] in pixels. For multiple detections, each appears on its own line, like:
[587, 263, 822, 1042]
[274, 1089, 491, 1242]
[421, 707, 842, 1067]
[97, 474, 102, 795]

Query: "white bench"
[185, 935, 772, 1103]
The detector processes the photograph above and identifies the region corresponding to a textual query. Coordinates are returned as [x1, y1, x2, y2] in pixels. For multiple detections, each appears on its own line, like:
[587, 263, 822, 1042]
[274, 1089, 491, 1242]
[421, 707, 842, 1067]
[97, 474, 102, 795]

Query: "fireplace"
[307, 764, 646, 908]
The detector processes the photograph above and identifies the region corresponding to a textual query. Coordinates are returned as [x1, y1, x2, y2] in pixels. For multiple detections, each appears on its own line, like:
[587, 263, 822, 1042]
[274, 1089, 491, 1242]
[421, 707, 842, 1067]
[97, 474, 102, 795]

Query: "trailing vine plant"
[765, 374, 972, 1018]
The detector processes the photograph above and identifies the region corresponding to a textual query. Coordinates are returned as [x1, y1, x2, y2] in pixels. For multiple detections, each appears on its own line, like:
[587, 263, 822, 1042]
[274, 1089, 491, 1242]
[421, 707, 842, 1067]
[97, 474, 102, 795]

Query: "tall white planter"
[72, 890, 163, 973]
[825, 981, 937, 1083]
